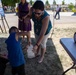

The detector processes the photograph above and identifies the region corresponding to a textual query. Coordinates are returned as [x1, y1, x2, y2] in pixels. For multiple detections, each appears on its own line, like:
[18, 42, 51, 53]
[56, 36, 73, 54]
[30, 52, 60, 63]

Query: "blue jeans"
[54, 11, 60, 19]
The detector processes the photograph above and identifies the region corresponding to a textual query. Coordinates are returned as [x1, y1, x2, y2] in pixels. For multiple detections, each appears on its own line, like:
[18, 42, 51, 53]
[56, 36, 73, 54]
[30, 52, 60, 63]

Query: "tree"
[30, 0, 32, 5]
[29, 0, 34, 6]
[2, 0, 19, 6]
[45, 0, 50, 10]
[68, 3, 74, 10]
[53, 0, 56, 5]
[62, 0, 65, 5]
[45, 0, 50, 5]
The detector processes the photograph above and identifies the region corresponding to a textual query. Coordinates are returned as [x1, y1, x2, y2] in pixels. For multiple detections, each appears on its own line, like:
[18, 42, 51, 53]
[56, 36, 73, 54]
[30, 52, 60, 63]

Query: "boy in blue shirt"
[5, 26, 29, 75]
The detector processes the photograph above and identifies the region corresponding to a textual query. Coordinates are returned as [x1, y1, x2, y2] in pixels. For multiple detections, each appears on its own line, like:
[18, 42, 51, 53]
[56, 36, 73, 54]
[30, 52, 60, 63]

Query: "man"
[54, 5, 61, 19]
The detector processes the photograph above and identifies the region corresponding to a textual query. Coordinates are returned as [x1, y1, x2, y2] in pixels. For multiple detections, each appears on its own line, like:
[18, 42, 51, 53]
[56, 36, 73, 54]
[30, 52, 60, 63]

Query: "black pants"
[12, 64, 26, 75]
[0, 57, 9, 75]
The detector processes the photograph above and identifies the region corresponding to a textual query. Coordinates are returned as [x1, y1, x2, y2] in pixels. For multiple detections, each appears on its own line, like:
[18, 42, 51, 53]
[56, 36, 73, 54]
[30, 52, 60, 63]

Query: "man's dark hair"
[9, 26, 18, 34]
[32, 1, 44, 11]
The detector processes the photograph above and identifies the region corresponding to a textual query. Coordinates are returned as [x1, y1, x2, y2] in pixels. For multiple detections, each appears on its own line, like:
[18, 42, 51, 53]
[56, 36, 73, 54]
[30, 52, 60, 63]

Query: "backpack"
[59, 7, 61, 12]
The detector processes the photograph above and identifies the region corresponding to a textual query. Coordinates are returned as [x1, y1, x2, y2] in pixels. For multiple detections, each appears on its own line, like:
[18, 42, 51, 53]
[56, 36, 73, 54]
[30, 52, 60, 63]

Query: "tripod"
[0, 15, 9, 33]
[0, 25, 3, 33]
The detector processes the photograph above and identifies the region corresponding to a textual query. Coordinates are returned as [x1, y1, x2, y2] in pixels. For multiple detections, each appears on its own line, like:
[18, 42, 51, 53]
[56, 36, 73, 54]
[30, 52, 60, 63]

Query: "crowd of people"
[0, 0, 52, 75]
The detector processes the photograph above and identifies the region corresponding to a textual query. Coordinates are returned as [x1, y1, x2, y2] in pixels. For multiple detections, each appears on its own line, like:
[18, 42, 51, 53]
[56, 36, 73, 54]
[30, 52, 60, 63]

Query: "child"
[0, 54, 9, 75]
[5, 26, 29, 75]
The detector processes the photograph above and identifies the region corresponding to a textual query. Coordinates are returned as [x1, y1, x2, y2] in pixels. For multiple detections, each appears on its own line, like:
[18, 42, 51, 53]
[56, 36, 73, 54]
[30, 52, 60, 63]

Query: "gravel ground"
[0, 23, 76, 75]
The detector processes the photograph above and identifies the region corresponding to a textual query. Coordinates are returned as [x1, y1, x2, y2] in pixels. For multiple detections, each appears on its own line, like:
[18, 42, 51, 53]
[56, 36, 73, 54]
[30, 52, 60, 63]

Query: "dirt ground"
[0, 24, 76, 75]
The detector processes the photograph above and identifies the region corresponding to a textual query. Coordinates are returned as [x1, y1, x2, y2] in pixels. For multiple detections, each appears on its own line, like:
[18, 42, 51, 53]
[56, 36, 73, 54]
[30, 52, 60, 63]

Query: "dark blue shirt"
[5, 32, 25, 67]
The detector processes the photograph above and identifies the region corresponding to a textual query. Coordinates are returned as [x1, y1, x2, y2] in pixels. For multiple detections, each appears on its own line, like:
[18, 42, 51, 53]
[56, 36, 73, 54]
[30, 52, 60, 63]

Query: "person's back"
[56, 5, 60, 12]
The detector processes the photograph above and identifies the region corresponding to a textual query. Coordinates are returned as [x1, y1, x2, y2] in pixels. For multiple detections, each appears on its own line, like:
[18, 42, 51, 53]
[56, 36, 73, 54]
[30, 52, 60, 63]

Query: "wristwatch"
[74, 32, 76, 43]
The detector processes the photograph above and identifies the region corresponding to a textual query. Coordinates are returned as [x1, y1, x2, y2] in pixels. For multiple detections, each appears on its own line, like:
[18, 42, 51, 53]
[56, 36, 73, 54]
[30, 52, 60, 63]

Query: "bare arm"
[23, 7, 33, 19]
[36, 16, 50, 46]
[28, 3, 30, 11]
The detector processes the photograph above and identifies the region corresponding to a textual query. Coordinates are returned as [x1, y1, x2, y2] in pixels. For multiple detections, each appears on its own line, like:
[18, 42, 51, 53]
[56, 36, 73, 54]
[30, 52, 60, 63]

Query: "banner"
[0, 0, 5, 17]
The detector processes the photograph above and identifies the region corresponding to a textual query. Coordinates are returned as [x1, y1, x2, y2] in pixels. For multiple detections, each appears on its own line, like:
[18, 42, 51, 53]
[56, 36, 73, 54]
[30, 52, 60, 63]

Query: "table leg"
[62, 62, 75, 75]
[0, 25, 3, 33]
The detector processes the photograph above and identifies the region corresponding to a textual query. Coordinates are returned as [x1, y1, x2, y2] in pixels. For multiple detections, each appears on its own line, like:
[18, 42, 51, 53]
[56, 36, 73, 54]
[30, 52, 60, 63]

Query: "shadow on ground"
[0, 38, 64, 75]
[5, 12, 15, 14]
[71, 13, 76, 16]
